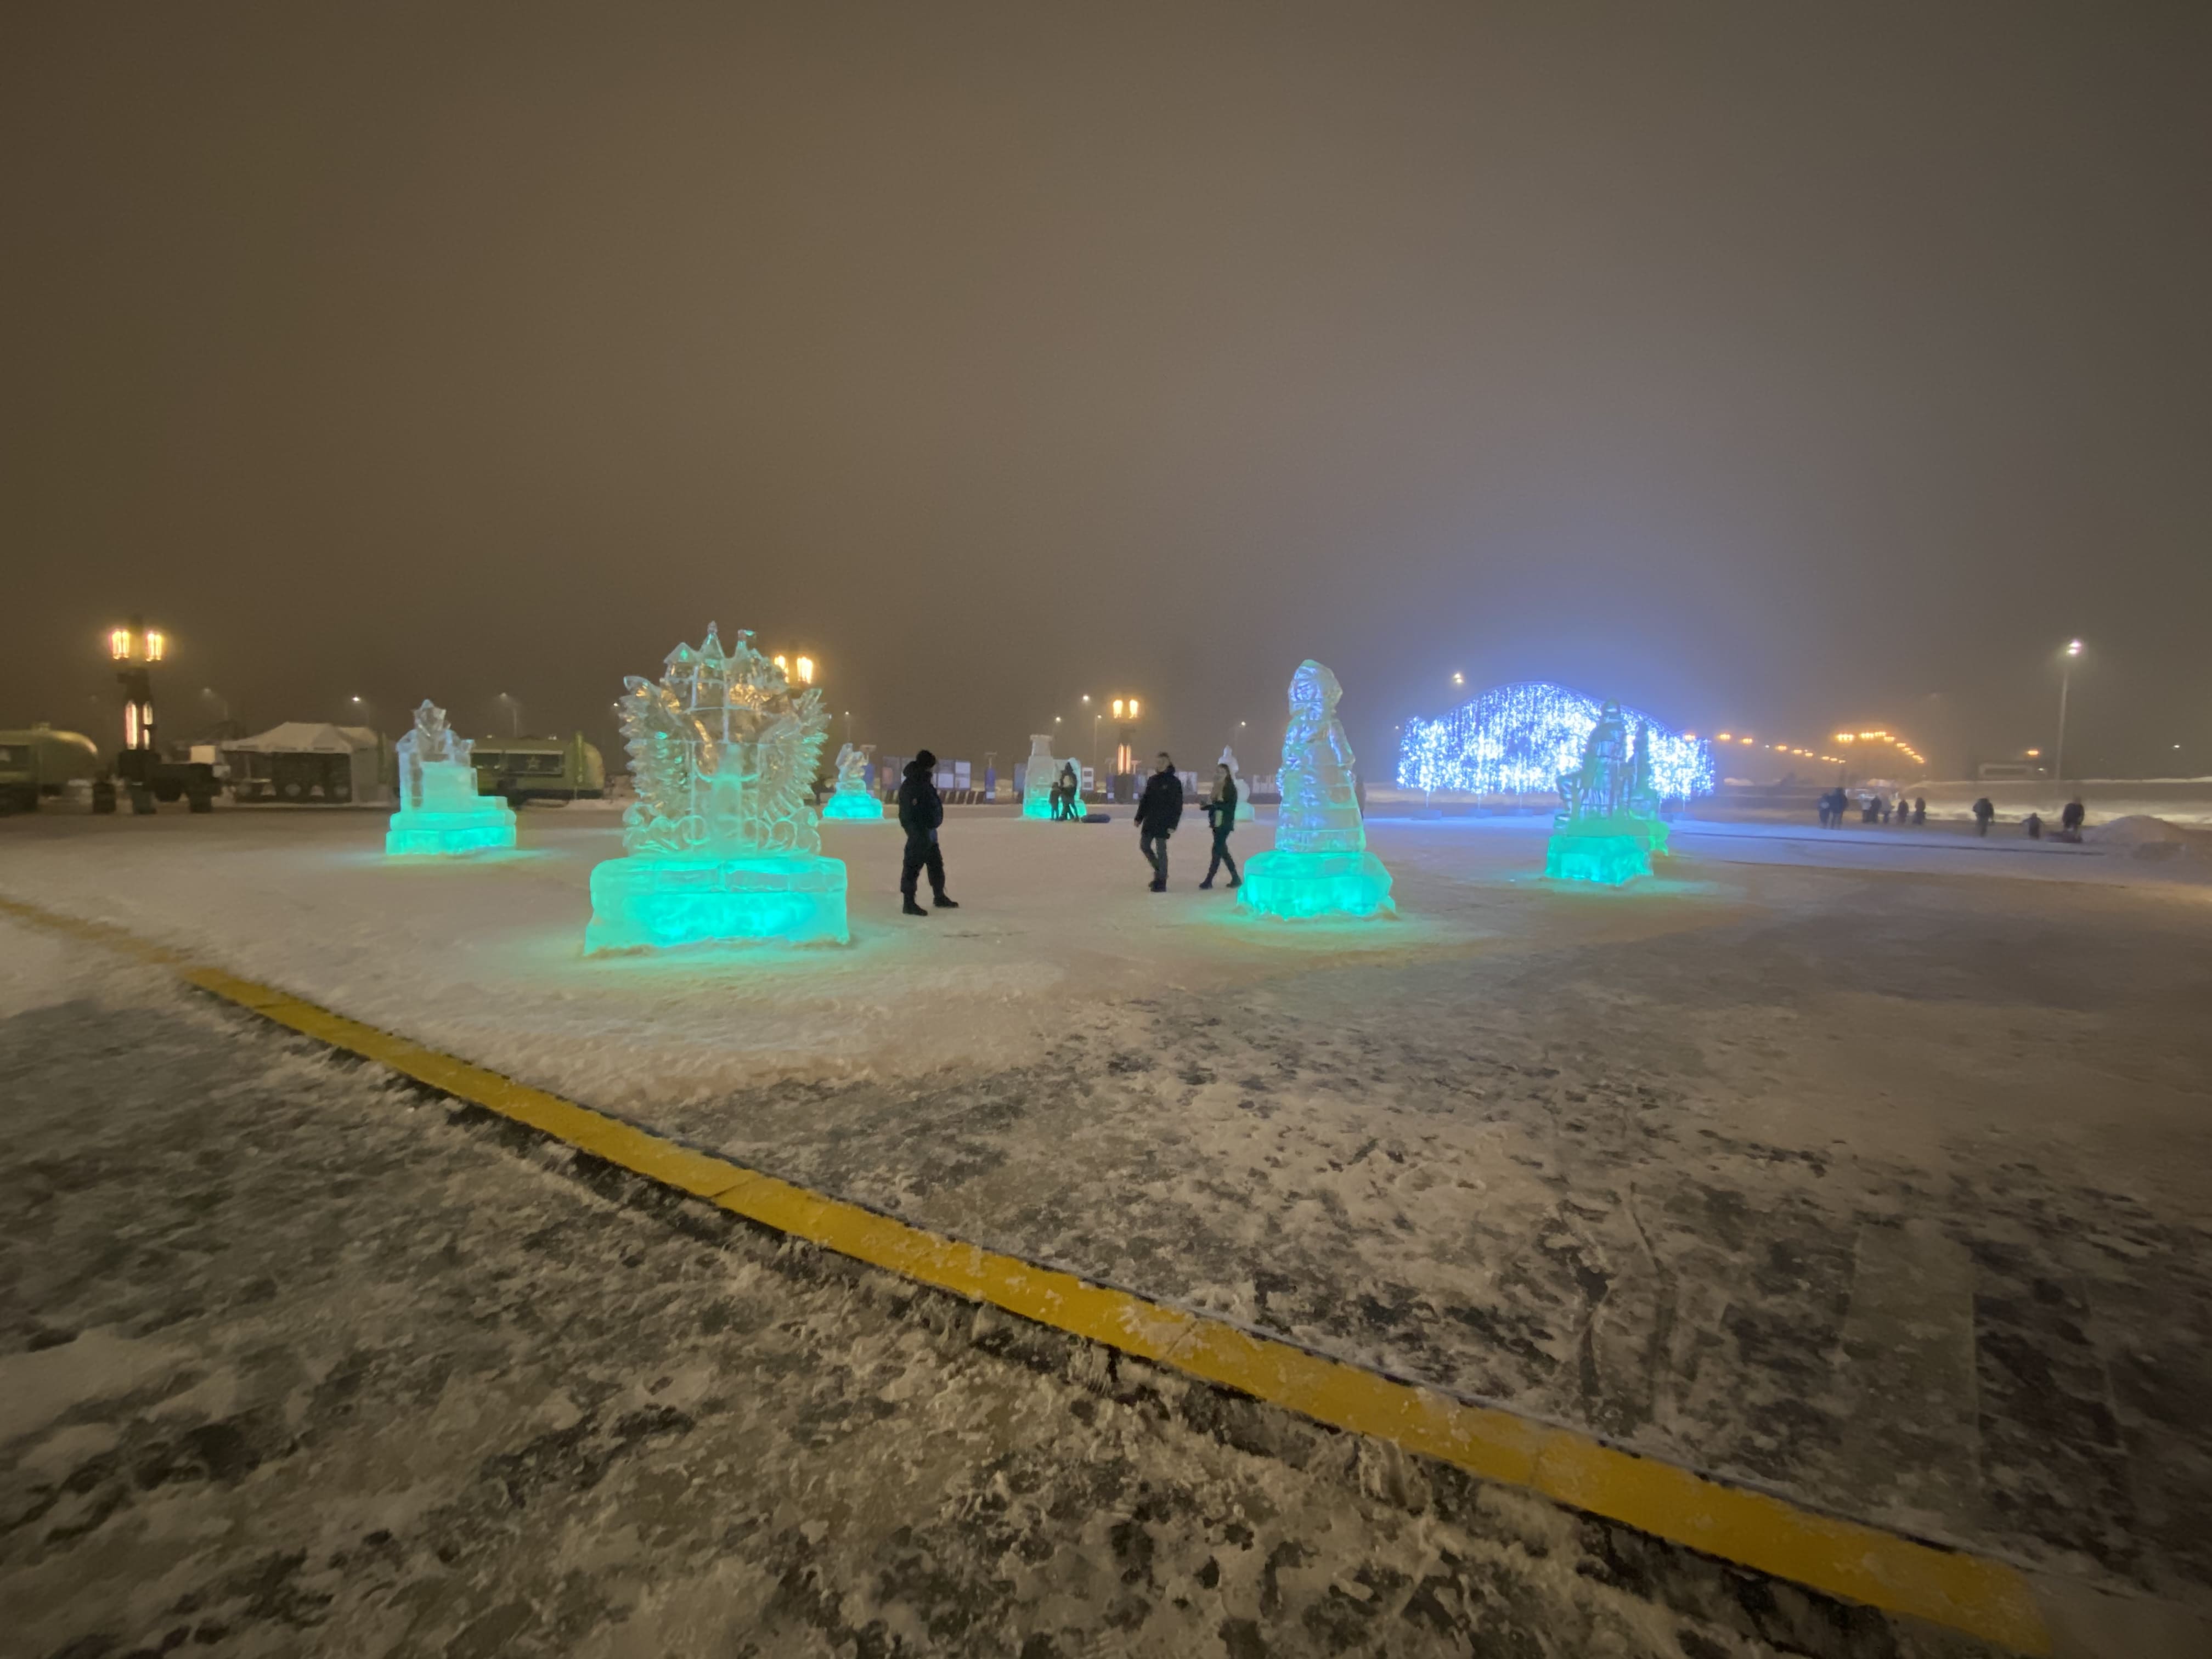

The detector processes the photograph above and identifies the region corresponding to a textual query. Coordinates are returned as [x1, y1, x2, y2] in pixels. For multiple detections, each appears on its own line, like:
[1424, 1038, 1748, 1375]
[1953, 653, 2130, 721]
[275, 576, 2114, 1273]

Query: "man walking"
[1135, 752, 1183, 892]
[897, 749, 960, 916]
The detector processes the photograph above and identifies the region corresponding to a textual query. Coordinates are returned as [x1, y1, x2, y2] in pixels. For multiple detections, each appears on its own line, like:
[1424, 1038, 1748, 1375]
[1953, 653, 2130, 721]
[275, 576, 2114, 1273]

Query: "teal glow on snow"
[586, 624, 848, 952]
[1238, 659, 1396, 922]
[821, 743, 885, 819]
[1543, 824, 1652, 885]
[387, 699, 516, 857]
[584, 853, 848, 950]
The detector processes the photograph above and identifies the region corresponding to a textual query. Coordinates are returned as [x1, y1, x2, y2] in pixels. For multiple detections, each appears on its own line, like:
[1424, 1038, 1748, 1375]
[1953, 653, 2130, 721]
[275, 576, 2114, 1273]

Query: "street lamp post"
[2055, 640, 2083, 783]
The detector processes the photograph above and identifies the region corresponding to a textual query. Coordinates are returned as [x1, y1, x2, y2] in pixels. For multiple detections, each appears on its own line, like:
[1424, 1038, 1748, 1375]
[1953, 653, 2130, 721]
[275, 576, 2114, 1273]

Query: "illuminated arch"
[1396, 681, 1714, 800]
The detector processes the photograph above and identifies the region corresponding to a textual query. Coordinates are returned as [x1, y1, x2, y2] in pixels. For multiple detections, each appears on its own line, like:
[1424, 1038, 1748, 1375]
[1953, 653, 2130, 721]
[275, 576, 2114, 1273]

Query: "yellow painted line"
[0, 894, 2050, 1654]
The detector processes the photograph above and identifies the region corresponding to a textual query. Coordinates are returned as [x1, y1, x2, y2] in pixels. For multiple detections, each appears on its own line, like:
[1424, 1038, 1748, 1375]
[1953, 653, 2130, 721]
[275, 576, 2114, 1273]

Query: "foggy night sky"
[4, 4, 2208, 781]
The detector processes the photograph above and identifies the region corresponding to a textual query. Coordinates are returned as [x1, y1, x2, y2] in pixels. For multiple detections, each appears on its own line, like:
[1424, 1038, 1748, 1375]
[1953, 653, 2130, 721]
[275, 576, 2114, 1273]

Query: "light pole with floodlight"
[2055, 640, 2083, 783]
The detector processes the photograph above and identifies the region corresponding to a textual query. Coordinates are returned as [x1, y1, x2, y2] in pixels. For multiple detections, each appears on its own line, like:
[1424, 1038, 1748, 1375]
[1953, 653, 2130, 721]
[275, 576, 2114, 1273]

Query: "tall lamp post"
[2055, 639, 2083, 783]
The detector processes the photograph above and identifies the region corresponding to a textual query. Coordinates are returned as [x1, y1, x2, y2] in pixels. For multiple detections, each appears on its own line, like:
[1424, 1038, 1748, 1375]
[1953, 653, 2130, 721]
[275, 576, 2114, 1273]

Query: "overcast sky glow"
[5, 3, 2207, 780]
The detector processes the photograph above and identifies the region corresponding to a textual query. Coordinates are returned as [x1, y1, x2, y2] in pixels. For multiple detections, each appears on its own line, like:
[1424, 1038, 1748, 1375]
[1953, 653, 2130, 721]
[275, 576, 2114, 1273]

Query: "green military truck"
[470, 733, 607, 805]
[0, 726, 101, 813]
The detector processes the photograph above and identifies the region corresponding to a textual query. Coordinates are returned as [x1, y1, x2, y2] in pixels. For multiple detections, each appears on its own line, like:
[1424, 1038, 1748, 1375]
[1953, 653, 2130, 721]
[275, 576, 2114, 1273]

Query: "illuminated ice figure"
[1397, 680, 1713, 803]
[1021, 733, 1070, 820]
[584, 624, 847, 951]
[1544, 702, 1668, 885]
[1218, 746, 1257, 825]
[1238, 661, 1396, 920]
[385, 700, 516, 856]
[821, 742, 885, 820]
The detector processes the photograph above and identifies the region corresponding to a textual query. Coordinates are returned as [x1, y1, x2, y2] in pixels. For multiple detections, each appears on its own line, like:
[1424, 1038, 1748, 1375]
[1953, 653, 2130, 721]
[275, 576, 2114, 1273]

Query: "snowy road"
[5, 806, 2212, 1637]
[0, 920, 1984, 1658]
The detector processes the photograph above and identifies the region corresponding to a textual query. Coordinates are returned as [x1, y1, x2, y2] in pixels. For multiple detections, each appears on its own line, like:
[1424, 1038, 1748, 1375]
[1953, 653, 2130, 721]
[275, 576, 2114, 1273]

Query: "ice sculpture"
[1218, 746, 1257, 825]
[1021, 733, 1068, 820]
[385, 700, 516, 856]
[1544, 701, 1668, 885]
[821, 742, 885, 820]
[584, 624, 847, 951]
[1238, 661, 1395, 919]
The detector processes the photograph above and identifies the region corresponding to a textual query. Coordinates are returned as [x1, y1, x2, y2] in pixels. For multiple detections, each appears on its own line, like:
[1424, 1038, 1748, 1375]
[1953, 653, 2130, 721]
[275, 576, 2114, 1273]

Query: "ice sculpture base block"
[1237, 848, 1397, 920]
[1544, 819, 1653, 885]
[820, 792, 885, 821]
[384, 804, 517, 857]
[585, 854, 849, 952]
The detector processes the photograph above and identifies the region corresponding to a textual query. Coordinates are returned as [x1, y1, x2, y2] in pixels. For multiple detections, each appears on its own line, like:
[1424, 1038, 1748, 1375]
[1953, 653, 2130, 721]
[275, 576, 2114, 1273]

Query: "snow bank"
[2086, 814, 2212, 858]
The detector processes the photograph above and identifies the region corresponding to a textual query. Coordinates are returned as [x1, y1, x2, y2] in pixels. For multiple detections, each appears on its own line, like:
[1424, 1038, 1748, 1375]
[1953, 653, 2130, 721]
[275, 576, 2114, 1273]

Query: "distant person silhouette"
[1972, 797, 1995, 836]
[897, 750, 959, 916]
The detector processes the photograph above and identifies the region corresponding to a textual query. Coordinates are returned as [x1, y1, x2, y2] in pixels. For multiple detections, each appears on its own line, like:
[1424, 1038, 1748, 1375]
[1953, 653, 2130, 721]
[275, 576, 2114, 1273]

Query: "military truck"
[470, 733, 606, 805]
[0, 725, 101, 813]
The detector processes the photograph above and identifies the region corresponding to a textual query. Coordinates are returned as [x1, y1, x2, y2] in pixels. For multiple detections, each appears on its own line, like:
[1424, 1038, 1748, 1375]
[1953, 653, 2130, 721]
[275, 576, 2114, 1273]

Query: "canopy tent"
[221, 723, 387, 804]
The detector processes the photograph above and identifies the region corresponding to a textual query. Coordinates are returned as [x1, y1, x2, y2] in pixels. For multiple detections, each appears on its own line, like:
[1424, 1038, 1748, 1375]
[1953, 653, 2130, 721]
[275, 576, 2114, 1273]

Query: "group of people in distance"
[1973, 795, 2086, 841]
[890, 749, 1243, 916]
[1818, 788, 1925, 828]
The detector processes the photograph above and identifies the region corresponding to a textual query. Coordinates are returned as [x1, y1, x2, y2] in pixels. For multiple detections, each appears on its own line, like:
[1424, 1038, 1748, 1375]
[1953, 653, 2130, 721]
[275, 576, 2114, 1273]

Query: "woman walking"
[1200, 761, 1242, 889]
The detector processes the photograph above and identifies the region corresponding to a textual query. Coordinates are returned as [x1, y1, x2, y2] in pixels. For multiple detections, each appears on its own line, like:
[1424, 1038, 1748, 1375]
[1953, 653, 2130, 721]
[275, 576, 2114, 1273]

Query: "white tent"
[221, 723, 387, 804]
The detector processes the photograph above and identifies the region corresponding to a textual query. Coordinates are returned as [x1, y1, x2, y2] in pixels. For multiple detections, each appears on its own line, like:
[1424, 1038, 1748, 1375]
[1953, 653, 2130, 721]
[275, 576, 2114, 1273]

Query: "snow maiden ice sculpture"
[585, 624, 848, 951]
[1544, 700, 1667, 885]
[385, 700, 516, 856]
[821, 742, 885, 820]
[1021, 733, 1066, 820]
[1238, 661, 1395, 919]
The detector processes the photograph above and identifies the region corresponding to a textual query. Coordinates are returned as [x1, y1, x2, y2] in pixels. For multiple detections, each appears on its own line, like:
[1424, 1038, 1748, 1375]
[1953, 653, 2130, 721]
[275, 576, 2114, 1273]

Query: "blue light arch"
[1396, 681, 1714, 801]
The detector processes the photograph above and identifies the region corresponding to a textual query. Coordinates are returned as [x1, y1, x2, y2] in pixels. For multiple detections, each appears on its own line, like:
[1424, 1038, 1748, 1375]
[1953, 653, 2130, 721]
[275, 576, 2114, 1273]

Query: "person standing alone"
[898, 749, 960, 916]
[1200, 761, 1240, 889]
[1135, 752, 1183, 891]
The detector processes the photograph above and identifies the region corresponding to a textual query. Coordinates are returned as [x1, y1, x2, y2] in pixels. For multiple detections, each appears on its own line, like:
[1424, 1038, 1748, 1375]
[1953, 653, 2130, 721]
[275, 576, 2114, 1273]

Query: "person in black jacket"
[1057, 761, 1080, 821]
[896, 750, 959, 916]
[1199, 762, 1241, 890]
[1135, 752, 1183, 892]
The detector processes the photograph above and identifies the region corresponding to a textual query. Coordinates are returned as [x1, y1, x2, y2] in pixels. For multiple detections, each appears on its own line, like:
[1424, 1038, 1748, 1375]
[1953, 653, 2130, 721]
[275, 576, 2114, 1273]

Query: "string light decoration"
[1396, 681, 1714, 801]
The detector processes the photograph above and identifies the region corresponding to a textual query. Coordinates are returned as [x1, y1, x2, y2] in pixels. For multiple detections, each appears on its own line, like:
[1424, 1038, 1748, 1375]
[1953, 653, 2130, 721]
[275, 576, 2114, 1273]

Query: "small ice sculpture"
[1544, 702, 1667, 885]
[821, 742, 885, 820]
[1238, 661, 1395, 919]
[1022, 733, 1067, 821]
[1218, 746, 1257, 825]
[385, 700, 516, 856]
[584, 624, 847, 951]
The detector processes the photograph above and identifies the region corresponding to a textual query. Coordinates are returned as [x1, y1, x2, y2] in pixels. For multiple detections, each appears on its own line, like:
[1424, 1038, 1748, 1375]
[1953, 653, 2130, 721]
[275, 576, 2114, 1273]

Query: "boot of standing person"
[1135, 752, 1183, 891]
[897, 750, 957, 915]
[1199, 763, 1242, 889]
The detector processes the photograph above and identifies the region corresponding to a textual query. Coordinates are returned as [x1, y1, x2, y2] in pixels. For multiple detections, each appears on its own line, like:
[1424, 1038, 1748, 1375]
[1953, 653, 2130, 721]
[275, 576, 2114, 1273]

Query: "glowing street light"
[2056, 639, 2084, 782]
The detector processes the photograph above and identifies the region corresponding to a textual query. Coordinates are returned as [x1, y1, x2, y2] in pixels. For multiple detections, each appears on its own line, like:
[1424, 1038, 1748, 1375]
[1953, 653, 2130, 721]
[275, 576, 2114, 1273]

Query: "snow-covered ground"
[5, 804, 2211, 1611]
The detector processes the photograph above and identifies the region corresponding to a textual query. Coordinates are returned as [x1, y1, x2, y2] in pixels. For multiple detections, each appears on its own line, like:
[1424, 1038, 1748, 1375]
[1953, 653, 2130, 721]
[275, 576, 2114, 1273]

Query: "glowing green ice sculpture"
[385, 700, 516, 856]
[585, 624, 847, 951]
[1239, 661, 1396, 920]
[1544, 701, 1667, 885]
[1022, 733, 1071, 820]
[821, 743, 885, 820]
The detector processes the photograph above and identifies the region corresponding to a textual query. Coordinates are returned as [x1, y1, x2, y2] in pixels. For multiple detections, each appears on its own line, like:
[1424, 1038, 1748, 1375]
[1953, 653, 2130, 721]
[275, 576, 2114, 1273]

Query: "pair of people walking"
[1133, 753, 1240, 892]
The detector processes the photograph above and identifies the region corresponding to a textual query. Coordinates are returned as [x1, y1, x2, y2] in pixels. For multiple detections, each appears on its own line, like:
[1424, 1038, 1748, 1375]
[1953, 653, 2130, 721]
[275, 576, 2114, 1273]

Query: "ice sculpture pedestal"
[585, 853, 849, 952]
[1239, 848, 1396, 919]
[1543, 817, 1654, 886]
[385, 764, 516, 856]
[821, 789, 884, 821]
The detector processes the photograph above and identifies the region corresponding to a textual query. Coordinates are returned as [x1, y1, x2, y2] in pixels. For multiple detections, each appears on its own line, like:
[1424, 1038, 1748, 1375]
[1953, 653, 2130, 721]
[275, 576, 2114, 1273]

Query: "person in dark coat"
[896, 750, 958, 916]
[1912, 795, 1926, 826]
[1134, 752, 1184, 891]
[1057, 760, 1080, 821]
[1199, 762, 1241, 890]
[1972, 797, 1995, 836]
[2024, 811, 2043, 839]
[2060, 797, 2085, 840]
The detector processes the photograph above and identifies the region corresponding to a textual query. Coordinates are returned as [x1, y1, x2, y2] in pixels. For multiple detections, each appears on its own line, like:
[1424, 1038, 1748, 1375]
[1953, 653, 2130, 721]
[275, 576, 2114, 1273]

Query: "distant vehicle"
[470, 734, 606, 804]
[0, 725, 100, 812]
